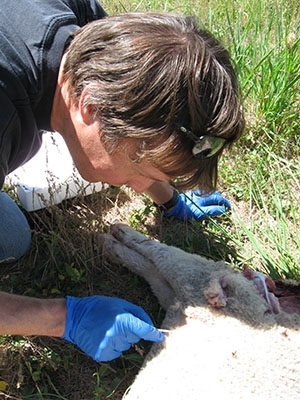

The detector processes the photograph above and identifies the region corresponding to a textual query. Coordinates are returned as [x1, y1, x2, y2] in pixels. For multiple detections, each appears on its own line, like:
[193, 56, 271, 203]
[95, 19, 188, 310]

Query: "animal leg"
[96, 231, 176, 310]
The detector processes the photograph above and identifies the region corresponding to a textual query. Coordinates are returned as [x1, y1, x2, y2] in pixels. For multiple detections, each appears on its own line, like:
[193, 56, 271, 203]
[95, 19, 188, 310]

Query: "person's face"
[78, 143, 170, 193]
[58, 86, 170, 193]
[97, 150, 170, 193]
[69, 115, 170, 193]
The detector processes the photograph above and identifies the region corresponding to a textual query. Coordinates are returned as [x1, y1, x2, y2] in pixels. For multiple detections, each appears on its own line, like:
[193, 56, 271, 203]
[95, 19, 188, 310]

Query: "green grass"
[0, 0, 299, 398]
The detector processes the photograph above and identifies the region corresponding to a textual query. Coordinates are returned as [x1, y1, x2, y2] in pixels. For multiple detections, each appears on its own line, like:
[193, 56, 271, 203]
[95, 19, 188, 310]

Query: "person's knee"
[0, 191, 31, 263]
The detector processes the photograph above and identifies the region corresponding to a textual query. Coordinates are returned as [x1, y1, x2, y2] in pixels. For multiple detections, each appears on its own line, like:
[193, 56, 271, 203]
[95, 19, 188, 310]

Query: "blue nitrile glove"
[62, 295, 164, 362]
[164, 190, 231, 221]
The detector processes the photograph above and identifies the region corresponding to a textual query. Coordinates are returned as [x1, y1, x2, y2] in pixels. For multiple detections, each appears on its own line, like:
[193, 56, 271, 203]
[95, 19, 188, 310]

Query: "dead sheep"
[99, 223, 300, 400]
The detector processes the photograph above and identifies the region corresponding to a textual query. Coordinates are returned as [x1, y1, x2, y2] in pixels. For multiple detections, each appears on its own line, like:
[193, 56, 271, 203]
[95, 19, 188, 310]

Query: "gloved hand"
[62, 295, 164, 362]
[164, 190, 231, 221]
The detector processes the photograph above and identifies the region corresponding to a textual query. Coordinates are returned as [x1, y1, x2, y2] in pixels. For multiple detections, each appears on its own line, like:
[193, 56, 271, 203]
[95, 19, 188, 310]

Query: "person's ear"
[78, 88, 96, 125]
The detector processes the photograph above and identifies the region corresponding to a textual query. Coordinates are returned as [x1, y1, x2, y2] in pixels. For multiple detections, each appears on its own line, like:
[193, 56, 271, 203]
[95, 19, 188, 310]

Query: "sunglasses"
[178, 126, 227, 159]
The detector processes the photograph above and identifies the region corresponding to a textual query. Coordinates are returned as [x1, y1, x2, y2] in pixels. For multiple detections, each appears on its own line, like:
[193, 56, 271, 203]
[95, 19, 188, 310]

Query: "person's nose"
[128, 177, 156, 194]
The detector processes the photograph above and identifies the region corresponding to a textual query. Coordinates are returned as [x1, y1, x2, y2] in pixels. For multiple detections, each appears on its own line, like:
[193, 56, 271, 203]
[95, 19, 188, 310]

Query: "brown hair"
[63, 12, 244, 192]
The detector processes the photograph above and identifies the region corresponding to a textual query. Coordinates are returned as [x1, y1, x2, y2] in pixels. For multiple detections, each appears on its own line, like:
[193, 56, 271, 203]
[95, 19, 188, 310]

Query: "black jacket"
[0, 0, 106, 187]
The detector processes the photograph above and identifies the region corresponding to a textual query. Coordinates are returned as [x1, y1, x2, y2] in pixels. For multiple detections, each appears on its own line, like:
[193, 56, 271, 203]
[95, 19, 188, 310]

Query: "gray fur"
[99, 223, 300, 400]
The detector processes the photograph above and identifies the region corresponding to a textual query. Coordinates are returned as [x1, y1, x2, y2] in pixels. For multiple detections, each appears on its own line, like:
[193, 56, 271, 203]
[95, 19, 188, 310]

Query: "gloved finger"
[124, 302, 154, 326]
[193, 191, 231, 209]
[117, 313, 164, 343]
[194, 205, 229, 218]
[99, 348, 123, 362]
[94, 314, 164, 362]
[95, 333, 130, 362]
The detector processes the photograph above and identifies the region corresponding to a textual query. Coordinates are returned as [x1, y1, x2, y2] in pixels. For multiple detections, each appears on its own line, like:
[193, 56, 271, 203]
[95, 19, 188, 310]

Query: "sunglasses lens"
[177, 125, 227, 159]
[192, 136, 226, 158]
